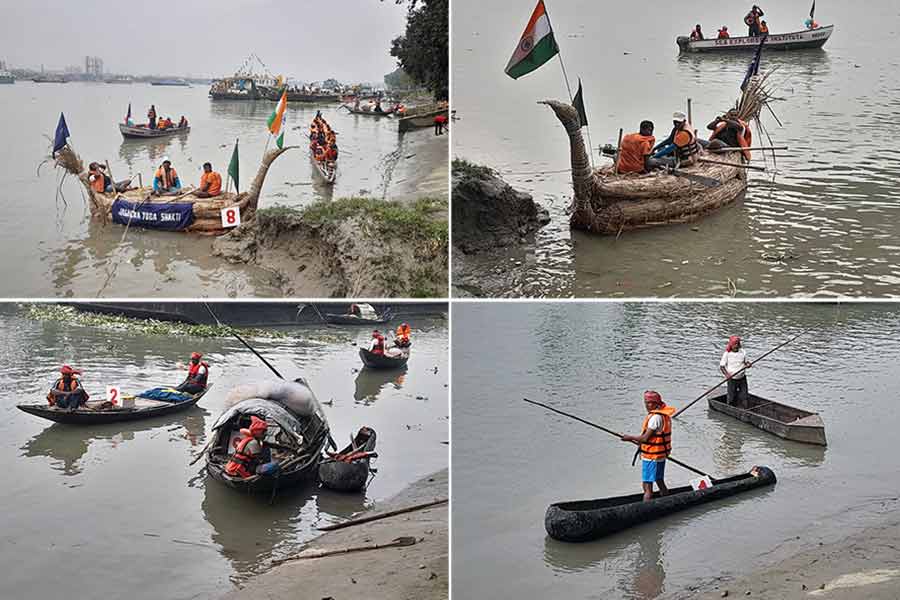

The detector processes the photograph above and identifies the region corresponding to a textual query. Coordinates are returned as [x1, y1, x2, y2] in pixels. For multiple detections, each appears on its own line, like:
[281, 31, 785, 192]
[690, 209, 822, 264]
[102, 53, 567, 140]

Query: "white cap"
[161, 156, 171, 164]
[673, 111, 687, 121]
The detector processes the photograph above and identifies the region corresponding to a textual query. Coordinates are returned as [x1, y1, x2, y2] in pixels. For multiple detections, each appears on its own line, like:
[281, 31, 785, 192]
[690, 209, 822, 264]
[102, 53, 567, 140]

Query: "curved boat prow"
[245, 145, 298, 211]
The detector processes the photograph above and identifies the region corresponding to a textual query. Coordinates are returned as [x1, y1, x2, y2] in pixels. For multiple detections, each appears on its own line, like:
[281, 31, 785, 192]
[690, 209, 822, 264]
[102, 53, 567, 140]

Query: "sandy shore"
[219, 469, 448, 600]
[680, 520, 900, 600]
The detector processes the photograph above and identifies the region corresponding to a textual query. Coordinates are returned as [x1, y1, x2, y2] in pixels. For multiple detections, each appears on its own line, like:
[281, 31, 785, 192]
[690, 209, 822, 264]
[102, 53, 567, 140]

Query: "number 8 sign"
[221, 206, 241, 228]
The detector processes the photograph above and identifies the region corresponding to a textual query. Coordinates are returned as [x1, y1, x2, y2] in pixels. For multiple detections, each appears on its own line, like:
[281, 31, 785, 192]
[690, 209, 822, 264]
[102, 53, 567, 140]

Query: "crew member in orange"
[225, 416, 276, 478]
[621, 391, 677, 502]
[617, 121, 656, 174]
[649, 112, 699, 169]
[395, 323, 412, 348]
[152, 157, 181, 195]
[708, 111, 753, 160]
[47, 365, 90, 409]
[176, 352, 209, 394]
[87, 162, 109, 193]
[717, 26, 730, 39]
[194, 162, 222, 198]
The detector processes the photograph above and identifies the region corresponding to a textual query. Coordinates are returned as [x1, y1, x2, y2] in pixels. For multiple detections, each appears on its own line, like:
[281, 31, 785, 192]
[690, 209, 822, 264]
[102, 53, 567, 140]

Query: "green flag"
[227, 139, 239, 193]
[573, 78, 588, 127]
[276, 113, 285, 149]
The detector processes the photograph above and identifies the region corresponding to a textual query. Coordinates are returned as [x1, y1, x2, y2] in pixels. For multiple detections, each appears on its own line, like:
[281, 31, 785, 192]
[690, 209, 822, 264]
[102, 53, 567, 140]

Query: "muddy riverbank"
[219, 469, 448, 600]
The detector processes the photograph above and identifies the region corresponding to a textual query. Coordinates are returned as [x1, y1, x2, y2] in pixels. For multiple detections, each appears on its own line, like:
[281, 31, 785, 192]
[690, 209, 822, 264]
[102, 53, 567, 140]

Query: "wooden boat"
[205, 388, 331, 493]
[542, 73, 771, 235]
[359, 348, 409, 370]
[545, 466, 776, 542]
[275, 89, 340, 103]
[16, 386, 210, 425]
[708, 393, 827, 445]
[323, 304, 394, 325]
[32, 76, 67, 83]
[677, 26, 834, 53]
[319, 426, 377, 492]
[53, 143, 295, 235]
[119, 123, 190, 139]
[342, 105, 395, 117]
[151, 79, 190, 87]
[398, 103, 449, 132]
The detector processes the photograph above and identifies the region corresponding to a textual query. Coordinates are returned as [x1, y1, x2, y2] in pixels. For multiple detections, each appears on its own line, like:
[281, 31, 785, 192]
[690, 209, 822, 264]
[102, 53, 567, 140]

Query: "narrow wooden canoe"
[16, 386, 210, 425]
[342, 105, 395, 117]
[319, 426, 377, 492]
[359, 348, 409, 370]
[310, 153, 337, 184]
[708, 393, 827, 446]
[677, 26, 834, 53]
[545, 466, 776, 542]
[119, 123, 190, 139]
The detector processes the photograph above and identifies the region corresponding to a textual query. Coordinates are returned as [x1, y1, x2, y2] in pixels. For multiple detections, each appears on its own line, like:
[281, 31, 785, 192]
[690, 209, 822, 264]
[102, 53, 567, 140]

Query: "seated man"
[176, 352, 209, 395]
[648, 112, 698, 169]
[225, 416, 279, 478]
[194, 162, 222, 198]
[690, 24, 704, 41]
[152, 157, 182, 196]
[47, 365, 90, 410]
[617, 121, 656, 174]
[87, 162, 112, 193]
[759, 20, 769, 34]
[718, 26, 730, 39]
[395, 323, 412, 348]
[707, 111, 752, 159]
[370, 330, 386, 355]
[178, 115, 188, 128]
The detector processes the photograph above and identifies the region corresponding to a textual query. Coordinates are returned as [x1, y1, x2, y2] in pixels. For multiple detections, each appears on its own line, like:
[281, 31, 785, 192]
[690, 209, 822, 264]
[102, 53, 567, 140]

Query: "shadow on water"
[118, 133, 190, 171]
[20, 405, 208, 476]
[354, 367, 406, 404]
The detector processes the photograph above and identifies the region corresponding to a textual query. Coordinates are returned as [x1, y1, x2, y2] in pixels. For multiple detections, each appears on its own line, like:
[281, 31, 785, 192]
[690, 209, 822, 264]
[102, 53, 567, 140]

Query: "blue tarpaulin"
[111, 198, 195, 230]
[138, 387, 193, 403]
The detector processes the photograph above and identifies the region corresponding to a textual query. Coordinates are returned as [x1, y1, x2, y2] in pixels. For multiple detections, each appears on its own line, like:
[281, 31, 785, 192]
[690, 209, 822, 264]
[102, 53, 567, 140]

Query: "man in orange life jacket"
[370, 330, 386, 355]
[707, 111, 753, 160]
[621, 391, 677, 502]
[395, 323, 412, 348]
[648, 112, 701, 170]
[225, 416, 278, 478]
[47, 365, 90, 409]
[176, 352, 209, 395]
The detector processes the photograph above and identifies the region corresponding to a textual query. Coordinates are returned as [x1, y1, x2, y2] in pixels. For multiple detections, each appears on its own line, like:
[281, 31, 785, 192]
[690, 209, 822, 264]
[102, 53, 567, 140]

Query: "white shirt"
[646, 414, 663, 431]
[720, 349, 748, 379]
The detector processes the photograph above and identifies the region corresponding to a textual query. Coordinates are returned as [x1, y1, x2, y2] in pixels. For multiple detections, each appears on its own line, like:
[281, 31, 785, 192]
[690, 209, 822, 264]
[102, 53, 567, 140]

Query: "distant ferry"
[0, 70, 14, 84]
[151, 78, 190, 87]
[32, 75, 68, 83]
[105, 76, 134, 84]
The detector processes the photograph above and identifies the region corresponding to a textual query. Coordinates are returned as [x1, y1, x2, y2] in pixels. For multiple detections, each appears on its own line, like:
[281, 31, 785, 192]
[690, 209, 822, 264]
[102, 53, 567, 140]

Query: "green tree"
[388, 0, 448, 100]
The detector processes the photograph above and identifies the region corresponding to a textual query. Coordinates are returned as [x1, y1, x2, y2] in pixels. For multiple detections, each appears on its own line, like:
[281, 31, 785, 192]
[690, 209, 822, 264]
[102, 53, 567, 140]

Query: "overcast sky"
[1, 0, 409, 82]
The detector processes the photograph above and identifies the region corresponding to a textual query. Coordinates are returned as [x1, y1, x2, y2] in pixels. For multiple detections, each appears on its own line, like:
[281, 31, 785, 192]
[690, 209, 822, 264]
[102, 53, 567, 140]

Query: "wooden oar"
[270, 536, 417, 566]
[698, 157, 767, 171]
[708, 146, 788, 153]
[672, 332, 805, 419]
[522, 397, 714, 479]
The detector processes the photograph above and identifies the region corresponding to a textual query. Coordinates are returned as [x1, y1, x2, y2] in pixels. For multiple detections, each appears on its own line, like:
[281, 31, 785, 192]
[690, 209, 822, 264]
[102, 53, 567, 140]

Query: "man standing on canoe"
[720, 336, 752, 407]
[621, 391, 676, 502]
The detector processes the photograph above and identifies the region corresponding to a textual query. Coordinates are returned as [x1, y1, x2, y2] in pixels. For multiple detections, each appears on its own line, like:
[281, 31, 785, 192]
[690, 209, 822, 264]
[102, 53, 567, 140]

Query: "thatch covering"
[53, 145, 295, 235]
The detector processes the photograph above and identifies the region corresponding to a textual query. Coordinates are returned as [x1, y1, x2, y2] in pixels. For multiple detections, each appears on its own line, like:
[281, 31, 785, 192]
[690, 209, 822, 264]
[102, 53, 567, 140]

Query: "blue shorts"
[641, 459, 666, 483]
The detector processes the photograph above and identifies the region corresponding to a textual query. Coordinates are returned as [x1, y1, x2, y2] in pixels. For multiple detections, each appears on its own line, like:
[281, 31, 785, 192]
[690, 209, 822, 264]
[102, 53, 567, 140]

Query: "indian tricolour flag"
[505, 0, 559, 80]
[267, 90, 287, 136]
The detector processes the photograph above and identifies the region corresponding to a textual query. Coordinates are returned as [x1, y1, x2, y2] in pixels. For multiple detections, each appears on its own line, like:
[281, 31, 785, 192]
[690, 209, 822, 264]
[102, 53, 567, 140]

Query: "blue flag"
[52, 112, 70, 157]
[740, 35, 766, 92]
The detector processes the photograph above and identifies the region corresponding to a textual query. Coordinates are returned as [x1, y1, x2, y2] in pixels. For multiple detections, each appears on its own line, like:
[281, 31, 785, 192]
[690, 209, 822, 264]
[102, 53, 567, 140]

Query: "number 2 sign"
[106, 385, 121, 405]
[221, 206, 241, 228]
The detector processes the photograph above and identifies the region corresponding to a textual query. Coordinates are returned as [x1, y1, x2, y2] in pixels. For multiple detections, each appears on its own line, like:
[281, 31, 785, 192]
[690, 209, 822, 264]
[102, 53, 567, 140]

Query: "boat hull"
[344, 106, 394, 117]
[16, 387, 209, 425]
[545, 467, 776, 542]
[677, 26, 834, 53]
[310, 154, 337, 184]
[119, 124, 190, 139]
[398, 107, 449, 132]
[206, 458, 319, 492]
[319, 428, 377, 492]
[359, 348, 409, 370]
[708, 393, 827, 445]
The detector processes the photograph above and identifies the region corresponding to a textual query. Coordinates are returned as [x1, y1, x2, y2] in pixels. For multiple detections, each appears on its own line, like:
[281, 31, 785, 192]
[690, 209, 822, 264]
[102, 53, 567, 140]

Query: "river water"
[452, 301, 900, 599]
[0, 304, 448, 599]
[452, 0, 900, 298]
[0, 82, 447, 297]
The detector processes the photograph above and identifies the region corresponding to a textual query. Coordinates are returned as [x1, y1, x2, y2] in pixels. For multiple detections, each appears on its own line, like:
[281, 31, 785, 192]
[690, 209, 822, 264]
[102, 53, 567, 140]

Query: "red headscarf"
[191, 352, 202, 359]
[643, 390, 663, 406]
[248, 415, 268, 437]
[60, 365, 81, 375]
[726, 336, 741, 352]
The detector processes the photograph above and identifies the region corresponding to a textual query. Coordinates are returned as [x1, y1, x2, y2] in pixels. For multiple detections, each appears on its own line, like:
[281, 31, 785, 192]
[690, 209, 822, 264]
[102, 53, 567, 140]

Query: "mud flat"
[219, 469, 448, 600]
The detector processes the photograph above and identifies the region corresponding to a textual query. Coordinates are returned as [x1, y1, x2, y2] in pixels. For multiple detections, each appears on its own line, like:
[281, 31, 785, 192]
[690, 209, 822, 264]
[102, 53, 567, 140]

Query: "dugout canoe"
[205, 381, 331, 494]
[359, 348, 409, 370]
[545, 466, 776, 542]
[53, 144, 295, 235]
[319, 426, 377, 492]
[16, 386, 210, 425]
[119, 123, 190, 139]
[677, 26, 834, 53]
[708, 393, 827, 446]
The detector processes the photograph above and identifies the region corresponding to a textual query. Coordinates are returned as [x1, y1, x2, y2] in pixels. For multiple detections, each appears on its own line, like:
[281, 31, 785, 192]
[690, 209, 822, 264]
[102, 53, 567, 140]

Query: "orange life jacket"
[187, 361, 209, 387]
[325, 146, 338, 161]
[155, 166, 178, 188]
[673, 125, 699, 163]
[396, 324, 411, 340]
[710, 119, 752, 160]
[640, 405, 676, 460]
[759, 24, 769, 34]
[225, 434, 259, 478]
[89, 170, 106, 193]
[618, 133, 656, 174]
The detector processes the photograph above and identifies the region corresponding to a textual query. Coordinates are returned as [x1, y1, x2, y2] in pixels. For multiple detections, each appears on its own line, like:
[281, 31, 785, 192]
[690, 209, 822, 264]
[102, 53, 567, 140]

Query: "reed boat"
[359, 348, 409, 370]
[17, 386, 210, 425]
[545, 466, 776, 542]
[708, 393, 827, 445]
[119, 123, 190, 139]
[319, 426, 377, 492]
[53, 144, 295, 235]
[677, 26, 834, 53]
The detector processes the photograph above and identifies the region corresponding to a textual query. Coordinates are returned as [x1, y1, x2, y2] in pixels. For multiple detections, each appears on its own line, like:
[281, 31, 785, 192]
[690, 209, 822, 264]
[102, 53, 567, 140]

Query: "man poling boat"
[619, 391, 677, 502]
[720, 335, 752, 407]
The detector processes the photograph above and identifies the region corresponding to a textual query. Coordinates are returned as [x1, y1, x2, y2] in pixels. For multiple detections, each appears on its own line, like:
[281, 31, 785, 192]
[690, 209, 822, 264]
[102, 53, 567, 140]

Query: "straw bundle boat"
[53, 145, 295, 235]
[543, 74, 773, 235]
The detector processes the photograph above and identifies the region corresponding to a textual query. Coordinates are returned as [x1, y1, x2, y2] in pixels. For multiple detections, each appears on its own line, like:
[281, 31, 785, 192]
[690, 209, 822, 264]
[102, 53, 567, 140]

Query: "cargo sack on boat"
[111, 198, 195, 230]
[137, 388, 194, 403]
[225, 379, 323, 418]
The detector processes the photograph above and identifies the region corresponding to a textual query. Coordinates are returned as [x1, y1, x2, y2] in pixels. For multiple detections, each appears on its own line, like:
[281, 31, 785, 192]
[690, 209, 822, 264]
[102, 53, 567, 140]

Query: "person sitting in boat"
[620, 391, 676, 502]
[370, 330, 386, 355]
[395, 323, 412, 348]
[88, 162, 113, 193]
[758, 20, 769, 35]
[47, 365, 90, 410]
[707, 111, 752, 160]
[618, 121, 656, 174]
[717, 26, 730, 39]
[175, 352, 209, 395]
[152, 157, 182, 196]
[224, 416, 280, 479]
[690, 24, 704, 41]
[720, 336, 752, 407]
[148, 104, 157, 129]
[804, 18, 819, 30]
[325, 144, 338, 162]
[178, 115, 188, 128]
[194, 162, 222, 198]
[745, 5, 764, 36]
[648, 112, 699, 168]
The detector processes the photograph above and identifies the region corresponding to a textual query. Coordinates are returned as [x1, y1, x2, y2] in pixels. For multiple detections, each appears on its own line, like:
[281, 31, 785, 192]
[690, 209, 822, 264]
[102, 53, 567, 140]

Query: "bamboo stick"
[613, 128, 623, 175]
[699, 157, 767, 171]
[318, 498, 449, 532]
[709, 146, 788, 153]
